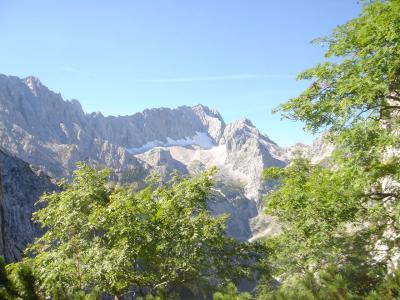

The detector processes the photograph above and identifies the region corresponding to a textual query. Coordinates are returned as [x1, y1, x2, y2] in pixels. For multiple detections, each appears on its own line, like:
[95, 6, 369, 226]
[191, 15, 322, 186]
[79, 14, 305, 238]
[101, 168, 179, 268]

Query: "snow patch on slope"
[127, 132, 215, 154]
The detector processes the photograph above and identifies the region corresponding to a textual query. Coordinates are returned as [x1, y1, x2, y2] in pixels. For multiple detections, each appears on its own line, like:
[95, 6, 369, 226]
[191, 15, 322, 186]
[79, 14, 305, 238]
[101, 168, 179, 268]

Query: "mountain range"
[0, 74, 329, 261]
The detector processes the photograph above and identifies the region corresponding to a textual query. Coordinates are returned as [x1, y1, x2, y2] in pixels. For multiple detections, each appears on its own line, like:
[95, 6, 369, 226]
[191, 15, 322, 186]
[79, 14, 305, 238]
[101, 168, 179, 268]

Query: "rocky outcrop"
[0, 147, 55, 262]
[134, 119, 286, 240]
[222, 119, 286, 200]
[276, 134, 334, 164]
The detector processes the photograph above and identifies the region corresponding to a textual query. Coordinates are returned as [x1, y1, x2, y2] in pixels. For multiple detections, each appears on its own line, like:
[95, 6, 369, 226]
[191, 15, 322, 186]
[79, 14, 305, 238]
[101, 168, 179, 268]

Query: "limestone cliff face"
[0, 147, 55, 262]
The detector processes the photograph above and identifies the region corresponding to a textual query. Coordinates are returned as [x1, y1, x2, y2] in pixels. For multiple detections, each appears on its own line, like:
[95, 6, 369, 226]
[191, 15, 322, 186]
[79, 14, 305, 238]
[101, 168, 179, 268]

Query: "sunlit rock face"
[0, 73, 313, 241]
[0, 147, 55, 262]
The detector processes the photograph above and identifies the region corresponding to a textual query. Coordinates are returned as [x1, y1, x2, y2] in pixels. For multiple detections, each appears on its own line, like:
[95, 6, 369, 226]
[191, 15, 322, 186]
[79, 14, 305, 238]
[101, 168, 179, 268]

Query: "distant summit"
[23, 76, 43, 95]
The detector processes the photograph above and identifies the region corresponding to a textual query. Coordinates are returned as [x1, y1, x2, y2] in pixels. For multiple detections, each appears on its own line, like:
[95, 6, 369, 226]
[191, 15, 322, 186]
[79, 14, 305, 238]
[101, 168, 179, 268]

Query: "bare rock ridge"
[0, 74, 227, 178]
[0, 74, 325, 243]
[0, 146, 55, 262]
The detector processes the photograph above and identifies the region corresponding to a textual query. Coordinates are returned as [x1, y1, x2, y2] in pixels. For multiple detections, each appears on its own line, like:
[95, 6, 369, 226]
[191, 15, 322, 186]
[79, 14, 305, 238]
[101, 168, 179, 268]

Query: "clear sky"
[0, 0, 361, 147]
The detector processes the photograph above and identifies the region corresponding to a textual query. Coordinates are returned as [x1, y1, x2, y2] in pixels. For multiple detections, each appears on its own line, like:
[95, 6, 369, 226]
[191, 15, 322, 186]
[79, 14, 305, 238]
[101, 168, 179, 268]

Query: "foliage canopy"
[262, 0, 400, 298]
[24, 163, 263, 299]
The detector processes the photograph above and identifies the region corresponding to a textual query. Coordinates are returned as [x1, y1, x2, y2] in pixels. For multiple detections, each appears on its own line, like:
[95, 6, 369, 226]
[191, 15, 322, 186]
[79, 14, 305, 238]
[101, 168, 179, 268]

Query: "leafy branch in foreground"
[276, 0, 400, 133]
[23, 163, 265, 299]
[258, 0, 400, 298]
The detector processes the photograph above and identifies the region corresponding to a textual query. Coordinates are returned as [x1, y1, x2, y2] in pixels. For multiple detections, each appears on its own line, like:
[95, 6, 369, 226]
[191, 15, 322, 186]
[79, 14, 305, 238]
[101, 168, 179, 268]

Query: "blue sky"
[0, 1, 360, 146]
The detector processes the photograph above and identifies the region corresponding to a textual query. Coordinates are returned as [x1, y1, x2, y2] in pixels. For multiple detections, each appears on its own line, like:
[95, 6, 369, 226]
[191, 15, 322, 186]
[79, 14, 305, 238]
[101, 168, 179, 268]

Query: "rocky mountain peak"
[237, 118, 254, 127]
[192, 104, 224, 121]
[23, 76, 43, 96]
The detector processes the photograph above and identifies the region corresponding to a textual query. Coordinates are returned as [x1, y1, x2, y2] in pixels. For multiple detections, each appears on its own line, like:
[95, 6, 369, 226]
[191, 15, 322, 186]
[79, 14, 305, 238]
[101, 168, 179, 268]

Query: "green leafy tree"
[262, 160, 386, 288]
[0, 257, 14, 300]
[0, 257, 41, 300]
[258, 265, 400, 300]
[260, 0, 400, 297]
[213, 283, 252, 300]
[26, 163, 263, 299]
[6, 261, 40, 300]
[367, 266, 400, 299]
[276, 0, 400, 134]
